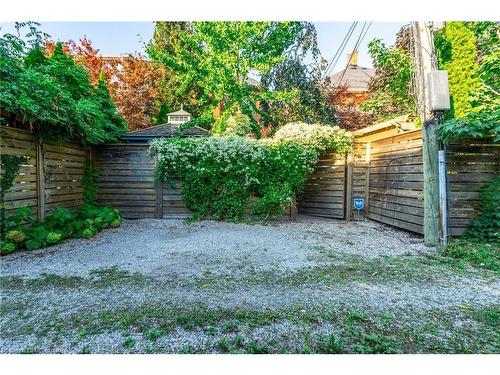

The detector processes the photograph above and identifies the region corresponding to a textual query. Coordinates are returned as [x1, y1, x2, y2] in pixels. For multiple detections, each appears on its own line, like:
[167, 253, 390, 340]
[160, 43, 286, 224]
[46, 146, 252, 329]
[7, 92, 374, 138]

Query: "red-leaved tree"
[45, 38, 162, 130]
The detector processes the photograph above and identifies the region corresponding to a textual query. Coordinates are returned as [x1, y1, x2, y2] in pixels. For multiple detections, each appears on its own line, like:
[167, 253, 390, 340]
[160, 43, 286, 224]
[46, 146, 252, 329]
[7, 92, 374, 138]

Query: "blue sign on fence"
[353, 198, 364, 210]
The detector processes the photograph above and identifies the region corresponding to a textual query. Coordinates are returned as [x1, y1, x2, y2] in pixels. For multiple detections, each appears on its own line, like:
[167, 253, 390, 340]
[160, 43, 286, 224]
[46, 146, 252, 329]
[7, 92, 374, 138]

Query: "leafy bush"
[6, 230, 25, 243]
[2, 242, 16, 254]
[465, 177, 500, 242]
[0, 23, 126, 145]
[0, 205, 121, 255]
[46, 232, 63, 245]
[268, 122, 353, 153]
[150, 123, 352, 220]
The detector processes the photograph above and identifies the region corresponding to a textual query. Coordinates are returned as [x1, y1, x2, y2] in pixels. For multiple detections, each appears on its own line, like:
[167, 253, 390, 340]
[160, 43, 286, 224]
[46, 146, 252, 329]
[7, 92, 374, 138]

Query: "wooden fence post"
[35, 139, 45, 219]
[345, 150, 353, 221]
[364, 141, 371, 218]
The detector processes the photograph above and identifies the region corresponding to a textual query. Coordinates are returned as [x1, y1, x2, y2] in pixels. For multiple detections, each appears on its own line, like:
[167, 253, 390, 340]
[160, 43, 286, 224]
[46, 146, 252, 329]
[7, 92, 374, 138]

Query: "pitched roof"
[124, 124, 210, 140]
[330, 65, 375, 93]
[167, 109, 192, 116]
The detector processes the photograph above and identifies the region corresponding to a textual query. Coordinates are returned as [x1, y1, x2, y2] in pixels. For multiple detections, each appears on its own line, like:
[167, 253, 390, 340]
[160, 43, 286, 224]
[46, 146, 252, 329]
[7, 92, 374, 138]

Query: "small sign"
[353, 198, 364, 210]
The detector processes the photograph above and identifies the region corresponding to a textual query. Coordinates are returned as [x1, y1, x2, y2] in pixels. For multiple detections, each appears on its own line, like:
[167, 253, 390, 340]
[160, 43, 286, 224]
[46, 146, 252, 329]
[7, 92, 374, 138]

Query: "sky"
[0, 21, 408, 73]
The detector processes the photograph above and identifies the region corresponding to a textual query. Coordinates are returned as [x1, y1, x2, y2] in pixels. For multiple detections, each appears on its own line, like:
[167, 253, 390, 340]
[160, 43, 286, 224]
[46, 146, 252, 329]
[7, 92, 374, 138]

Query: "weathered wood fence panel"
[365, 130, 425, 234]
[0, 127, 39, 217]
[446, 140, 499, 236]
[297, 151, 346, 219]
[94, 144, 158, 219]
[43, 143, 87, 214]
[162, 178, 192, 219]
[1, 125, 87, 219]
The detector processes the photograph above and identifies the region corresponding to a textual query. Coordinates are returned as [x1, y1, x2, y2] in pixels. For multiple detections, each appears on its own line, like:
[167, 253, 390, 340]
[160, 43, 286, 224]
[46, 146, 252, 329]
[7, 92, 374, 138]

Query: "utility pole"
[412, 21, 440, 247]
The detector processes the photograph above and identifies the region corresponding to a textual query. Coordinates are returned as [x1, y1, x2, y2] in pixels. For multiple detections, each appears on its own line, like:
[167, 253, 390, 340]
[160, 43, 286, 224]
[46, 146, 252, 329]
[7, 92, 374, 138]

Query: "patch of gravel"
[1, 219, 429, 279]
[1, 219, 498, 353]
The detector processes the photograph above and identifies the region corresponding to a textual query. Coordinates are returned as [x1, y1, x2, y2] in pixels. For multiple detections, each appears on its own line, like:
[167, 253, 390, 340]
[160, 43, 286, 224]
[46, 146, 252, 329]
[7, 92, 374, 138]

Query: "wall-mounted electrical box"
[427, 70, 451, 111]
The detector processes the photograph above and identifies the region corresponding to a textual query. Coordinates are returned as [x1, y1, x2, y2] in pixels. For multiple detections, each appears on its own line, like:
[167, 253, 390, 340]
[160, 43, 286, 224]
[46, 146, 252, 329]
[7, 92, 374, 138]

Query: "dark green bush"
[465, 176, 500, 242]
[0, 205, 121, 255]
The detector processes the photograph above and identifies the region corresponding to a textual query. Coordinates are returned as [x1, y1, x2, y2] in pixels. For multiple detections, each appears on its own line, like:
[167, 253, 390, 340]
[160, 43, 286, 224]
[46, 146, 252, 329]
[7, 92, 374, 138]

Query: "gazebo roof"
[167, 109, 192, 116]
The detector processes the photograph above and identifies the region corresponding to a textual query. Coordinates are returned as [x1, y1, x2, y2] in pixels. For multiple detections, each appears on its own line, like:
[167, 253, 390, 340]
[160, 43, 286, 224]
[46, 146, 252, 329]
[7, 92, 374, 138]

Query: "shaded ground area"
[0, 219, 498, 354]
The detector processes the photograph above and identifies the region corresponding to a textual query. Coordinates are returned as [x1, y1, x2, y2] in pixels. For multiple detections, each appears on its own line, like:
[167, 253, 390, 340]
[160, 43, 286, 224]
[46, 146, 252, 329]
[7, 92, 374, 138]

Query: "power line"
[322, 22, 358, 79]
[335, 21, 373, 86]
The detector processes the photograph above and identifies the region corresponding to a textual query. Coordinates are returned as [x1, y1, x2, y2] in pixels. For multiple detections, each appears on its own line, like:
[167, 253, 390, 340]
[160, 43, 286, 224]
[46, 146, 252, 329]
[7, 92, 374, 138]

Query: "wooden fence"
[297, 151, 345, 218]
[1, 126, 87, 219]
[351, 131, 499, 235]
[446, 139, 499, 236]
[2, 125, 497, 237]
[93, 144, 191, 219]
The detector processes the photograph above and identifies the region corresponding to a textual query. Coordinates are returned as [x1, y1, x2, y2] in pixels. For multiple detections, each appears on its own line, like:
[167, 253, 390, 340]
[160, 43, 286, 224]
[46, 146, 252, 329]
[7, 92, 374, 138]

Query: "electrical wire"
[322, 22, 358, 79]
[335, 21, 373, 86]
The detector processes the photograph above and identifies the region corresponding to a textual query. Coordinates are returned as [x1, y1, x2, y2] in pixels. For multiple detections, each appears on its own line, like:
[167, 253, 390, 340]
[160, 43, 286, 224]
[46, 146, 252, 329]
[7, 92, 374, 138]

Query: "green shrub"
[110, 219, 121, 228]
[465, 177, 500, 242]
[0, 205, 120, 254]
[6, 230, 25, 243]
[82, 228, 96, 239]
[150, 124, 352, 221]
[2, 242, 16, 254]
[0, 24, 126, 145]
[46, 232, 63, 245]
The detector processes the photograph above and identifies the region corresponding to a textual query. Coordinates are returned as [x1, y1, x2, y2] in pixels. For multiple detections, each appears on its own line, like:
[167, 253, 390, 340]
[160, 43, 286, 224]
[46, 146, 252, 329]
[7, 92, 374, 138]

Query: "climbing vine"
[0, 154, 27, 238]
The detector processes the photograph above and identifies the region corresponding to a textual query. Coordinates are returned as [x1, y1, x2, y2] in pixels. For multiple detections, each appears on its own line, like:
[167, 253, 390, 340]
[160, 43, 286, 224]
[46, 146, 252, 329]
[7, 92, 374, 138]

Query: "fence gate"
[297, 150, 346, 219]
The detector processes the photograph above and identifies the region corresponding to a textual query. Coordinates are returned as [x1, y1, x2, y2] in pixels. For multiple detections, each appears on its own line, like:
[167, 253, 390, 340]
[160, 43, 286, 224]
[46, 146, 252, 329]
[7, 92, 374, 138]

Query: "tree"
[435, 21, 500, 142]
[46, 38, 163, 130]
[148, 22, 311, 137]
[106, 54, 163, 130]
[0, 24, 126, 144]
[361, 25, 416, 121]
[328, 85, 376, 131]
[435, 22, 483, 119]
[260, 23, 336, 132]
[45, 38, 106, 84]
[148, 22, 203, 124]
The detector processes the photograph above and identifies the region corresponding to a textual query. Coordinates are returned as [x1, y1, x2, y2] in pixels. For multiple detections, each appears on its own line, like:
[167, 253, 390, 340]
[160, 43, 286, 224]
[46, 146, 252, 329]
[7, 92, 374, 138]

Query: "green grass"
[2, 300, 498, 354]
[442, 240, 499, 272]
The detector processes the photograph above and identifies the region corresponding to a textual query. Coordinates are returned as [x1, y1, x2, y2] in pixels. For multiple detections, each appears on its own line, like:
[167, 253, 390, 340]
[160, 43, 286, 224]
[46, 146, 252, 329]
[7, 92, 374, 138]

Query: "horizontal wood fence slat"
[1, 125, 87, 219]
[297, 150, 346, 219]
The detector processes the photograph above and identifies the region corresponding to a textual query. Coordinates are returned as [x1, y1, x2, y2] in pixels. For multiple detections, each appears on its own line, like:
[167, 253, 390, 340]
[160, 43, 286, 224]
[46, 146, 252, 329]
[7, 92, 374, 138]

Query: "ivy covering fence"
[150, 123, 353, 221]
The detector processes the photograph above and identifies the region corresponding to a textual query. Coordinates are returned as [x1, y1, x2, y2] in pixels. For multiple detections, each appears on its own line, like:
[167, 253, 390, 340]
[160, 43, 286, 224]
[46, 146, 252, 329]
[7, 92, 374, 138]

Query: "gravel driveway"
[1, 219, 498, 354]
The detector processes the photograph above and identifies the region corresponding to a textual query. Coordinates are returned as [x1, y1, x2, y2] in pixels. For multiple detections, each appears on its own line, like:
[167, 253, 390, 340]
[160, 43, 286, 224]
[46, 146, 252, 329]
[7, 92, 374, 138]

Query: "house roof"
[330, 65, 375, 93]
[124, 123, 210, 141]
[167, 109, 192, 116]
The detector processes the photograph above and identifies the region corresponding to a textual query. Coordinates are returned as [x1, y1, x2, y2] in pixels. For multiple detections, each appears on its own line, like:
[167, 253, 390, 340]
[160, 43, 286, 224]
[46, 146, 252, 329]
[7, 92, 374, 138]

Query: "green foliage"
[0, 154, 28, 238]
[2, 242, 16, 254]
[437, 109, 500, 143]
[443, 240, 499, 272]
[260, 23, 336, 130]
[82, 161, 99, 207]
[435, 22, 483, 119]
[148, 22, 315, 137]
[362, 27, 416, 121]
[0, 205, 121, 255]
[46, 232, 63, 244]
[435, 22, 500, 143]
[465, 177, 500, 242]
[5, 230, 24, 243]
[269, 122, 353, 153]
[150, 124, 352, 221]
[0, 23, 126, 145]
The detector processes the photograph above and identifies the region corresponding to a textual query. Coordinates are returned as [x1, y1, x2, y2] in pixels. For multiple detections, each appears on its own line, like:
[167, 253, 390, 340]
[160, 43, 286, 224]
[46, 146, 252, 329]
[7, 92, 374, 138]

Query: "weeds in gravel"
[442, 240, 499, 272]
